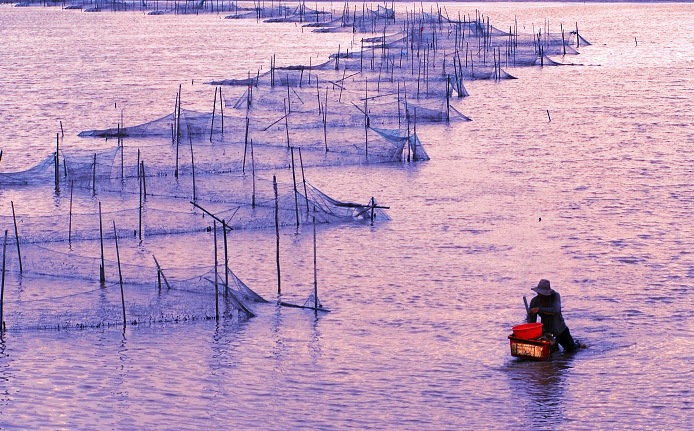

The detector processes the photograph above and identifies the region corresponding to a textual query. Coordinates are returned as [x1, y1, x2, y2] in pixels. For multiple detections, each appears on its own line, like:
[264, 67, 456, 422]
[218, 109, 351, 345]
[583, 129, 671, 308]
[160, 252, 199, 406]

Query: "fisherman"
[527, 279, 583, 352]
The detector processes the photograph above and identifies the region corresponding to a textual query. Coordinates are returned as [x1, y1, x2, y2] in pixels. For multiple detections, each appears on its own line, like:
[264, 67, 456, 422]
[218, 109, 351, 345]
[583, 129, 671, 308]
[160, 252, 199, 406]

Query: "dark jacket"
[527, 291, 567, 336]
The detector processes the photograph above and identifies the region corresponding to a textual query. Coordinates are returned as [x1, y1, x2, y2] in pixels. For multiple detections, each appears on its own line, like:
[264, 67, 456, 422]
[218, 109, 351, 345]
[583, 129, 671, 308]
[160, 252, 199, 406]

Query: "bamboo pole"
[323, 86, 328, 152]
[69, 181, 73, 245]
[242, 117, 250, 173]
[364, 77, 369, 158]
[213, 220, 219, 321]
[223, 219, 229, 292]
[219, 86, 224, 135]
[273, 175, 281, 294]
[284, 98, 290, 148]
[138, 158, 143, 242]
[152, 255, 171, 290]
[312, 215, 317, 313]
[92, 153, 97, 195]
[298, 147, 310, 216]
[99, 202, 105, 285]
[190, 201, 234, 230]
[176, 85, 181, 179]
[290, 147, 300, 227]
[54, 134, 60, 192]
[113, 221, 126, 327]
[251, 139, 256, 208]
[210, 86, 217, 142]
[10, 202, 22, 273]
[189, 125, 196, 201]
[120, 128, 124, 181]
[141, 161, 147, 198]
[1, 230, 7, 334]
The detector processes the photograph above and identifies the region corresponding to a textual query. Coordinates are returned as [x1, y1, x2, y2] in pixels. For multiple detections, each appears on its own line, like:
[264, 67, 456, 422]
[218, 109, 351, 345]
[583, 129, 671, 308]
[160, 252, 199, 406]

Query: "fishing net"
[0, 242, 263, 331]
[0, 3, 592, 332]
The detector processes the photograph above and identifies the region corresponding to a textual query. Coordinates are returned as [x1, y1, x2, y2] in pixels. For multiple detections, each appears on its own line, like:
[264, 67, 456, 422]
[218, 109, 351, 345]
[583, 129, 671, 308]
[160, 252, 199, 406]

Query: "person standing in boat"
[527, 279, 581, 352]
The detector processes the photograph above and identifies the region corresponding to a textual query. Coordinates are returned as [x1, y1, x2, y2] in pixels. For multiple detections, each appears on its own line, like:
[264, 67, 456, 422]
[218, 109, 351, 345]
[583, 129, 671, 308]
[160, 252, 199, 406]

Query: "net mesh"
[0, 2, 591, 329]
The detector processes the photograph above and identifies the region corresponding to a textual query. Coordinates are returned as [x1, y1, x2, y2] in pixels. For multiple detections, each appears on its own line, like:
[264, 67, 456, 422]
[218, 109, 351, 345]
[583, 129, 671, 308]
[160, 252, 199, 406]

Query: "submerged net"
[0, 245, 264, 331]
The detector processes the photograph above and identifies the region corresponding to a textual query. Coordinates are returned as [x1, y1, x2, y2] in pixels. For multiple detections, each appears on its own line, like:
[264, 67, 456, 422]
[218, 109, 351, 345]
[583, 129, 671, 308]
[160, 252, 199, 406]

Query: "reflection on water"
[506, 357, 574, 428]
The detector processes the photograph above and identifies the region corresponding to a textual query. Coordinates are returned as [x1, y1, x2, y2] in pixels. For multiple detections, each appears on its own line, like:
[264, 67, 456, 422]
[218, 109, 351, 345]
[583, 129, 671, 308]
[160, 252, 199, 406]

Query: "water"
[0, 2, 693, 429]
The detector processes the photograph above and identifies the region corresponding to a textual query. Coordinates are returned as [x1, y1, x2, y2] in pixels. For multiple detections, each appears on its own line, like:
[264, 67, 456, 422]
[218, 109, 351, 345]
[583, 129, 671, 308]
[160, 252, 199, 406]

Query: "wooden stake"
[189, 125, 196, 201]
[210, 86, 217, 142]
[54, 134, 60, 193]
[364, 77, 369, 158]
[175, 85, 181, 179]
[99, 202, 105, 285]
[113, 221, 126, 328]
[92, 153, 97, 196]
[141, 161, 147, 198]
[223, 219, 229, 292]
[290, 147, 300, 227]
[298, 148, 310, 216]
[69, 181, 73, 244]
[120, 131, 124, 181]
[273, 175, 281, 294]
[213, 220, 219, 321]
[312, 215, 318, 313]
[190, 201, 233, 229]
[251, 139, 256, 208]
[219, 86, 224, 135]
[284, 98, 290, 148]
[138, 159, 143, 242]
[1, 230, 7, 333]
[153, 255, 171, 290]
[242, 117, 250, 173]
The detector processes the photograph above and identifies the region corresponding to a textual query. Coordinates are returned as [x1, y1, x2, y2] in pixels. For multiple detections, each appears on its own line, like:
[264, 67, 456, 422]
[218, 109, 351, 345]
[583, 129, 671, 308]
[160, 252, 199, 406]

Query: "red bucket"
[512, 322, 543, 340]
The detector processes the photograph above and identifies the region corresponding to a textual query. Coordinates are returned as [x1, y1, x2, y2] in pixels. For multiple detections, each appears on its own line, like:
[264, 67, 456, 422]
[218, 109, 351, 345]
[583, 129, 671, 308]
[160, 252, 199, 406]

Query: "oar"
[523, 296, 530, 314]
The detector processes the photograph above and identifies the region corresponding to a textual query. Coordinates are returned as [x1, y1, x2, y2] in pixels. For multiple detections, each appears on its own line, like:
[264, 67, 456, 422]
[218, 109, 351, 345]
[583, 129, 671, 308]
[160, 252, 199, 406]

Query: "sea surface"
[0, 2, 693, 430]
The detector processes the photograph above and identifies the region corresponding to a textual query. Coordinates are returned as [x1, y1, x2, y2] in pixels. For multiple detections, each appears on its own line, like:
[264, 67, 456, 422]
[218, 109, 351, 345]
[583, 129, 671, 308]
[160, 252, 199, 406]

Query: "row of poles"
[0, 199, 250, 333]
